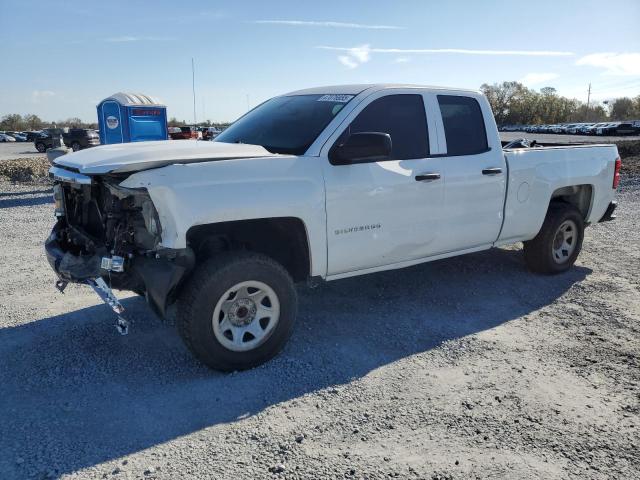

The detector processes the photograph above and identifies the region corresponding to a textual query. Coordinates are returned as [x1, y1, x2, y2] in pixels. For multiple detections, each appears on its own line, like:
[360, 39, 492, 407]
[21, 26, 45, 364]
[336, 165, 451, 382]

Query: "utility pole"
[191, 58, 197, 127]
[586, 83, 591, 121]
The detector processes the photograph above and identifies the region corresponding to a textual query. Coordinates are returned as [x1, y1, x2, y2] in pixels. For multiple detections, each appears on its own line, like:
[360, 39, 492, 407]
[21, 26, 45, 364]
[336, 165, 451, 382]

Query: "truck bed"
[498, 144, 618, 244]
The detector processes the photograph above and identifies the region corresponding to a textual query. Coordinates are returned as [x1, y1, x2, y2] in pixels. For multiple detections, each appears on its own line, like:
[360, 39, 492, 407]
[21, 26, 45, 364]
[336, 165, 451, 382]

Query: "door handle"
[482, 167, 502, 175]
[415, 172, 441, 182]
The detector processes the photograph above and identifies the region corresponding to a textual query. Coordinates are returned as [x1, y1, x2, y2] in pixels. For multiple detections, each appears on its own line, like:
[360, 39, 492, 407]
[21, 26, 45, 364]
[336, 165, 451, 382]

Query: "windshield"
[215, 94, 354, 155]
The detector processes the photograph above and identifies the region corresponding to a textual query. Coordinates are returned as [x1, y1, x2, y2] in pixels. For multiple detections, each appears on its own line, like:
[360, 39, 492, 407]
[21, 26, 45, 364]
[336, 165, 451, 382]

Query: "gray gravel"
[0, 143, 42, 161]
[0, 178, 638, 480]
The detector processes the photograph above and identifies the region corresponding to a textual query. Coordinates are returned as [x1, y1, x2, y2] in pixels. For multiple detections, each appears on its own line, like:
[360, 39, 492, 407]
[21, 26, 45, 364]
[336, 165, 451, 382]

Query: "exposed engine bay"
[45, 168, 194, 318]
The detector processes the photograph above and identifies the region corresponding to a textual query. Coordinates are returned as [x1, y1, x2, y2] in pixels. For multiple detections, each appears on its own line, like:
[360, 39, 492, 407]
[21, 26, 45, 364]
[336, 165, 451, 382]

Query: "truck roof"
[285, 84, 480, 96]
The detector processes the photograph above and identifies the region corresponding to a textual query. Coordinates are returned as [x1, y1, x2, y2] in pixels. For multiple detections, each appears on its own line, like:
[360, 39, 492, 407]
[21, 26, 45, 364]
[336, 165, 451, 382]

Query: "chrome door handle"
[415, 172, 441, 182]
[482, 167, 502, 175]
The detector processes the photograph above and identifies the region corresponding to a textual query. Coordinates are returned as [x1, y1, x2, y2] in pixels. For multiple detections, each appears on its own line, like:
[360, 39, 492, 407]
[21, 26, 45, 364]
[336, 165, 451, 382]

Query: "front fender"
[119, 156, 328, 277]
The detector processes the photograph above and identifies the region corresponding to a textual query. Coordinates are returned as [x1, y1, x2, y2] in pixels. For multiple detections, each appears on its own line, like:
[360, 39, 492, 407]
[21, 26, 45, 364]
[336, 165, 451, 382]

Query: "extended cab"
[45, 84, 620, 371]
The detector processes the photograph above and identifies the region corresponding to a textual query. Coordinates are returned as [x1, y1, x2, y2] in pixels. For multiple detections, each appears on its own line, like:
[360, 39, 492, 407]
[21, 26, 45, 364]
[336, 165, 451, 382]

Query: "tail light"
[613, 156, 621, 189]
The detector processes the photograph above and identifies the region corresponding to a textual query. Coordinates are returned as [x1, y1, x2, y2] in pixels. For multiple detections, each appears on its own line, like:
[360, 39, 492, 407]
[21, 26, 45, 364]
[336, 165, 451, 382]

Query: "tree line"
[3, 83, 640, 131]
[481, 81, 640, 126]
[0, 113, 97, 131]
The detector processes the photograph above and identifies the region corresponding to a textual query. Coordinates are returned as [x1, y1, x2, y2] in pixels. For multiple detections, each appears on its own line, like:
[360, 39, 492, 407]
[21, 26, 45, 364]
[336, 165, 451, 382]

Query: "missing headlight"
[141, 198, 162, 237]
[53, 184, 66, 217]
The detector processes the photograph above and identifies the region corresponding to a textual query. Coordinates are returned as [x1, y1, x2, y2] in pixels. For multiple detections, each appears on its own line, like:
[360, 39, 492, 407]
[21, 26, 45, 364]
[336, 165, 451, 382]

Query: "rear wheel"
[176, 251, 297, 371]
[523, 203, 584, 274]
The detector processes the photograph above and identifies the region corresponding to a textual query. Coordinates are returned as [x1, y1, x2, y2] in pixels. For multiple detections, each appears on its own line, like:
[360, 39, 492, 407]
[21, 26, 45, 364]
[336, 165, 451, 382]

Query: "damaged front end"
[45, 166, 194, 327]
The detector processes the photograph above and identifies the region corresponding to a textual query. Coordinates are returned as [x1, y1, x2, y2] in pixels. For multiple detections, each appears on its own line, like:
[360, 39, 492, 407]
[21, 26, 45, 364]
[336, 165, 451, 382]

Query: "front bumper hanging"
[55, 276, 131, 335]
[87, 277, 130, 335]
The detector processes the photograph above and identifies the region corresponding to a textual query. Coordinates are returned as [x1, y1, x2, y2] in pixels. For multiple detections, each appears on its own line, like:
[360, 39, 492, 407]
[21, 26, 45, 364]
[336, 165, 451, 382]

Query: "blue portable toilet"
[97, 92, 168, 144]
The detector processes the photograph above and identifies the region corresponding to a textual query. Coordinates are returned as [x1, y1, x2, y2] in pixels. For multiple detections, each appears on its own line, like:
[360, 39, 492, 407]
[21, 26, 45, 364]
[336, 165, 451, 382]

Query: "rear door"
[321, 91, 446, 276]
[435, 94, 506, 252]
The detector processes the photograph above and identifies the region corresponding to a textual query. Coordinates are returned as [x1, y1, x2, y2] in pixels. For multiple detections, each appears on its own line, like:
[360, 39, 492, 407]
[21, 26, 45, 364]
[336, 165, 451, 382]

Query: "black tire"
[71, 142, 81, 152]
[523, 203, 584, 274]
[36, 142, 46, 153]
[176, 251, 297, 371]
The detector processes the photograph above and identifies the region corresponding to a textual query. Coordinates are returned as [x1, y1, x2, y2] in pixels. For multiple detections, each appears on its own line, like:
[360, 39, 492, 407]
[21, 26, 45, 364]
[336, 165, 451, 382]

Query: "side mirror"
[329, 132, 392, 165]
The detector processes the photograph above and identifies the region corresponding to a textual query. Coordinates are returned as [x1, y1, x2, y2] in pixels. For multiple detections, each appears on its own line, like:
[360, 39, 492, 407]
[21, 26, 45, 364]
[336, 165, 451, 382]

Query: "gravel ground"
[0, 143, 42, 161]
[0, 174, 639, 480]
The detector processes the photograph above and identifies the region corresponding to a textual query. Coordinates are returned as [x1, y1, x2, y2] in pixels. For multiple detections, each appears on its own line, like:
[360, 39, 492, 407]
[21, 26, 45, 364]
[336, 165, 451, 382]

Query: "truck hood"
[53, 140, 279, 174]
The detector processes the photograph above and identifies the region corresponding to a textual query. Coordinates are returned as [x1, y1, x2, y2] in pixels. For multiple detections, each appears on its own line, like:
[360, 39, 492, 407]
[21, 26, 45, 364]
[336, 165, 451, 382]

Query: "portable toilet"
[97, 92, 168, 145]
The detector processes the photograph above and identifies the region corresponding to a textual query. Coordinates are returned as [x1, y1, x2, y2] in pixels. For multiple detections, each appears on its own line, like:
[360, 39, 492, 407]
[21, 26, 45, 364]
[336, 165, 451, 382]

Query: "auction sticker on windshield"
[317, 94, 354, 103]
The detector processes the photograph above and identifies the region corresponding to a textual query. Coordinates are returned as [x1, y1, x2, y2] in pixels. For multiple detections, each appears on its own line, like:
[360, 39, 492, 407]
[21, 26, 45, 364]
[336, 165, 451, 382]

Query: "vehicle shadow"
[0, 247, 590, 478]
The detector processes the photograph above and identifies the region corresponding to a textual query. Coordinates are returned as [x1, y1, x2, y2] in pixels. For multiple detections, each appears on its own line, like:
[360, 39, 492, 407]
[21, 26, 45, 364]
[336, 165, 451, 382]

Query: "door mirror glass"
[329, 132, 392, 165]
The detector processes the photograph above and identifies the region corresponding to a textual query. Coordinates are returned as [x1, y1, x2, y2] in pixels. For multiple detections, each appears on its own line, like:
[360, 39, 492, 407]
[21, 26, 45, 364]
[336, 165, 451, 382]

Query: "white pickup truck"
[46, 84, 620, 371]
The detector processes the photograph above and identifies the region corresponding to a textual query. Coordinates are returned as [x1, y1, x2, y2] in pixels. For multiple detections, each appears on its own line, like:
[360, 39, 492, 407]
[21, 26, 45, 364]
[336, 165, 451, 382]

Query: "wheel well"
[186, 217, 311, 282]
[550, 184, 593, 220]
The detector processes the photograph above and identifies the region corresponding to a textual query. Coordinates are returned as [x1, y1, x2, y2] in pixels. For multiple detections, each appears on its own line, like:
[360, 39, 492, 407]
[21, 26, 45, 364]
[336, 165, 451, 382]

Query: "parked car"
[62, 128, 100, 151]
[577, 123, 595, 134]
[4, 131, 25, 140]
[11, 132, 27, 142]
[596, 123, 619, 136]
[34, 128, 64, 152]
[613, 122, 639, 136]
[169, 126, 197, 140]
[24, 131, 42, 142]
[585, 122, 608, 135]
[0, 133, 16, 142]
[565, 123, 586, 134]
[203, 127, 222, 140]
[46, 83, 620, 371]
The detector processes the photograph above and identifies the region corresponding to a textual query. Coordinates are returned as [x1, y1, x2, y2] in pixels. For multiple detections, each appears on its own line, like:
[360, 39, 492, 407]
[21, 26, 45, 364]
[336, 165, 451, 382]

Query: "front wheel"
[176, 251, 297, 371]
[523, 203, 584, 274]
[71, 142, 81, 152]
[36, 142, 46, 153]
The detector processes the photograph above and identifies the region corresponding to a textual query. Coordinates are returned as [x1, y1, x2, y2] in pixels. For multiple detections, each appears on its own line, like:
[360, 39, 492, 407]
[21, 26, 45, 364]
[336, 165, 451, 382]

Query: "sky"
[1, 0, 639, 123]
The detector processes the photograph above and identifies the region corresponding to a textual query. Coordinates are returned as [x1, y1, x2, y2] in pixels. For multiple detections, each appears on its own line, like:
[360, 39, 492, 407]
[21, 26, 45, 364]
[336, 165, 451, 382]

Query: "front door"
[322, 92, 446, 276]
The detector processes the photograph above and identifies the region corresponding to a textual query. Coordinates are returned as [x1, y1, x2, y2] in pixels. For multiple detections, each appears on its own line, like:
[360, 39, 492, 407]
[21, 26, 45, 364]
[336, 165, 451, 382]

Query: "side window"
[437, 95, 488, 156]
[343, 94, 429, 160]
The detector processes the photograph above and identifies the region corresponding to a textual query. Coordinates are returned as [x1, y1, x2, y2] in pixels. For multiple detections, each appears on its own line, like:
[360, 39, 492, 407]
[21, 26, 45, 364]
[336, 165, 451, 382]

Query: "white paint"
[54, 141, 278, 174]
[517, 182, 530, 203]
